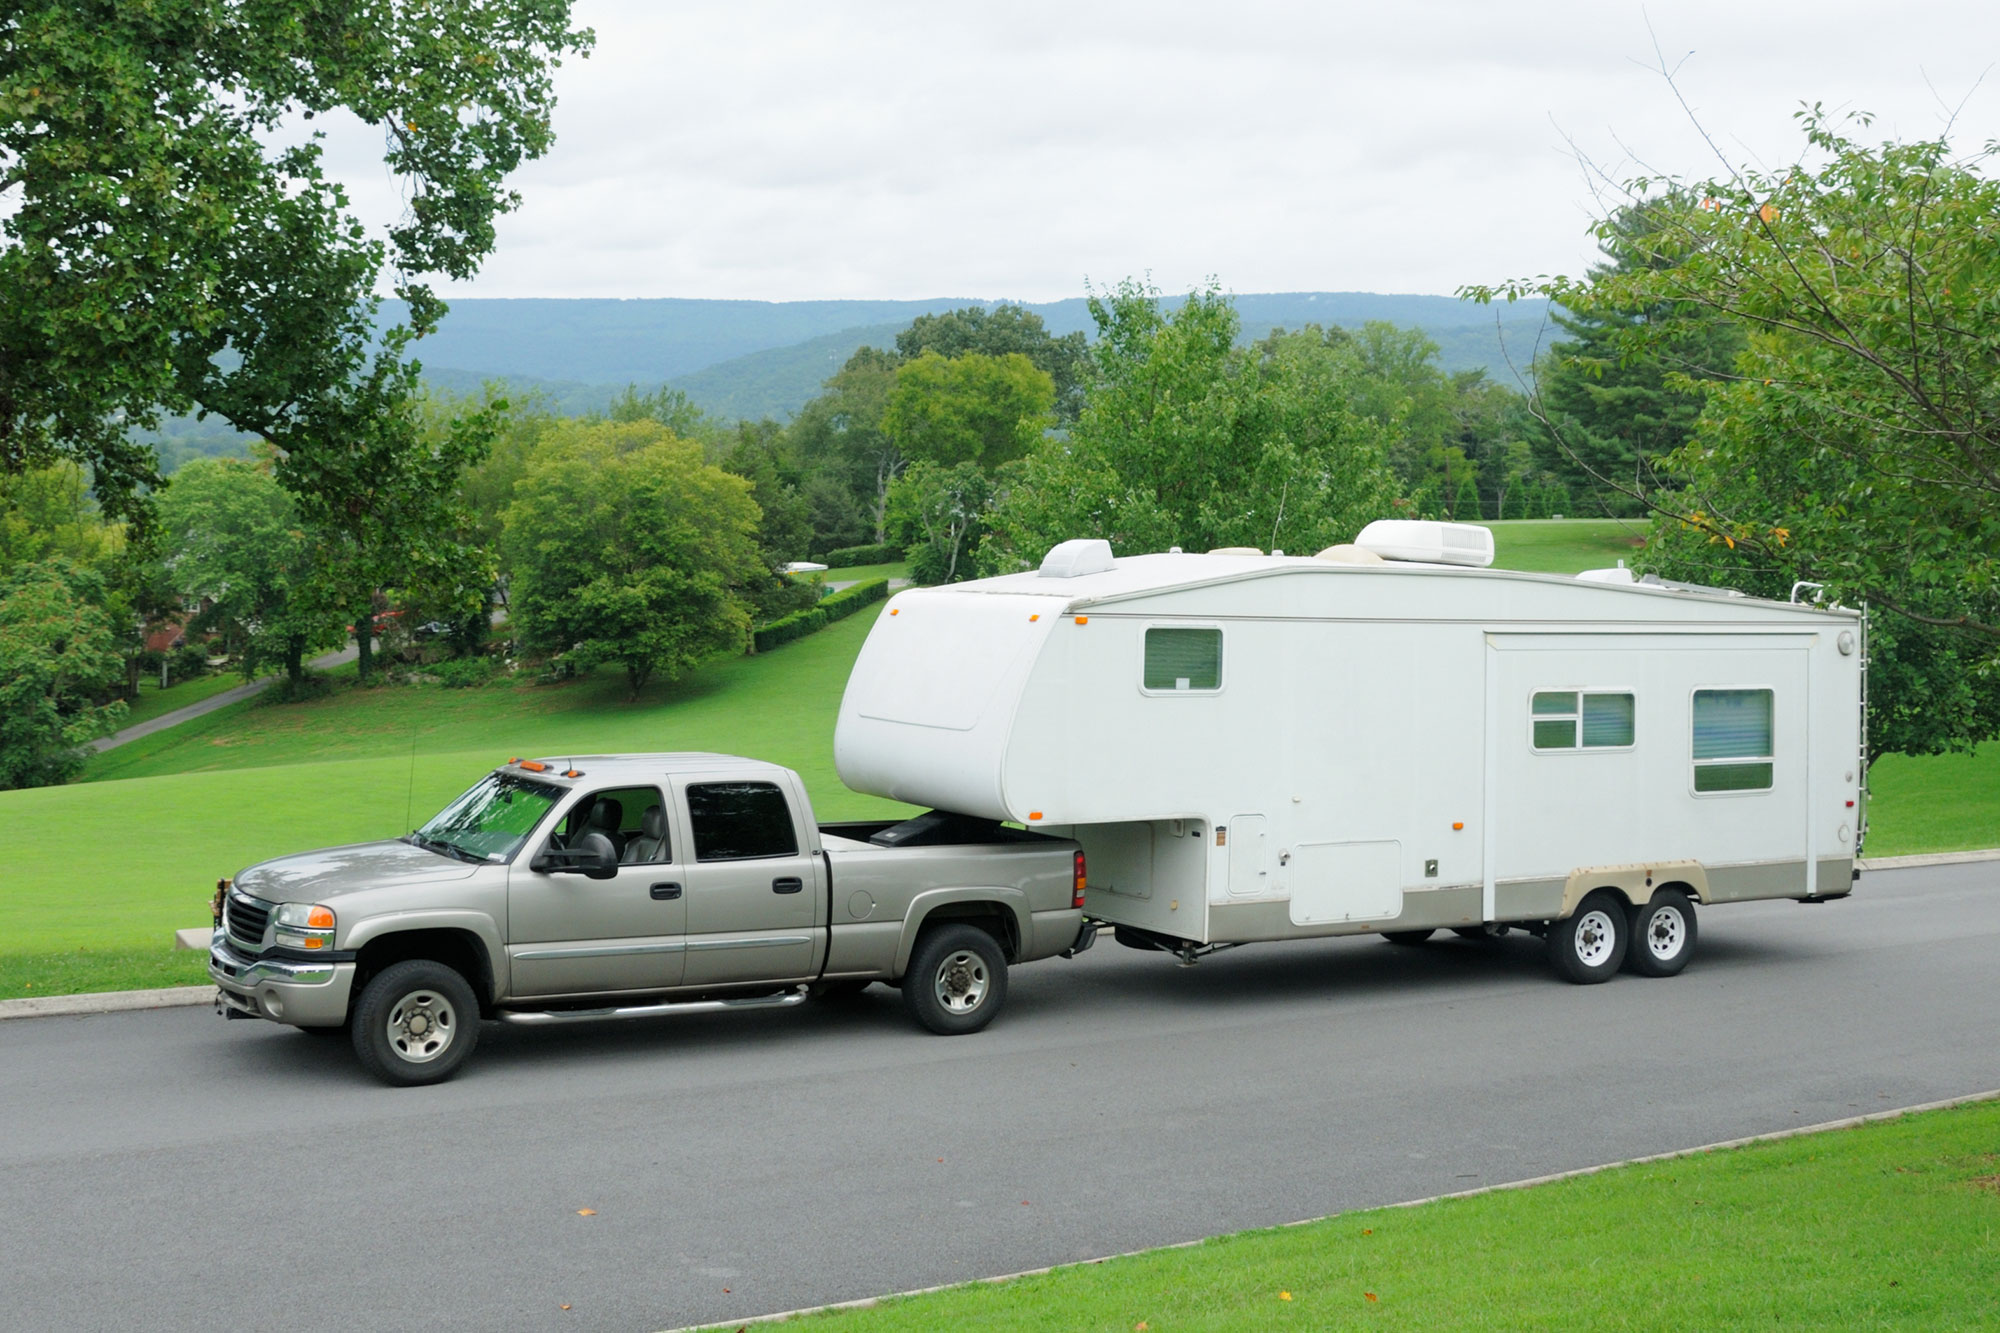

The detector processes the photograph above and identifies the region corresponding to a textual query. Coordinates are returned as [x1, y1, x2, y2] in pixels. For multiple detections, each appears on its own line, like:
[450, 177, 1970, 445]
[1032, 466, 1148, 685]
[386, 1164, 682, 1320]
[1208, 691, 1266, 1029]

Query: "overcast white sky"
[324, 0, 2000, 303]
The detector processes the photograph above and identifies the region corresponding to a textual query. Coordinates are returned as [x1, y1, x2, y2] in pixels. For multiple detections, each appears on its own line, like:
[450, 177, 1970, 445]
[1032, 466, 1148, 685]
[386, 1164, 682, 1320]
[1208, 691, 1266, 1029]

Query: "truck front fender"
[344, 910, 509, 1003]
[894, 887, 1032, 975]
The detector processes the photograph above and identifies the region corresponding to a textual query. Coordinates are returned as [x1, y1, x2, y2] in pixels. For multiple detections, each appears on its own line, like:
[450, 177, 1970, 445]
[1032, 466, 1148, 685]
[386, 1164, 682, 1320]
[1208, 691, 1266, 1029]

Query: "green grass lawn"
[114, 669, 254, 729]
[1865, 741, 2000, 857]
[814, 560, 909, 586]
[724, 1098, 2000, 1332]
[1476, 517, 1649, 574]
[0, 607, 909, 996]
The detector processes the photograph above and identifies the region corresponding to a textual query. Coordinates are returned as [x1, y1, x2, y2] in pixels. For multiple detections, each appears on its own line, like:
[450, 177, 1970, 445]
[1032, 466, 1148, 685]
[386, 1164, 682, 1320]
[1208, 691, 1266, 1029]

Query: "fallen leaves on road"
[575, 1208, 596, 1217]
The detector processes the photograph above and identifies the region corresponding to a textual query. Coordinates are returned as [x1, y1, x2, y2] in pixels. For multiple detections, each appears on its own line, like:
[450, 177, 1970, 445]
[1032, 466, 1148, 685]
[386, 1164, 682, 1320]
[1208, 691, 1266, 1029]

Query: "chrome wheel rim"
[932, 950, 990, 1014]
[1645, 905, 1687, 960]
[1573, 909, 1618, 968]
[386, 989, 457, 1064]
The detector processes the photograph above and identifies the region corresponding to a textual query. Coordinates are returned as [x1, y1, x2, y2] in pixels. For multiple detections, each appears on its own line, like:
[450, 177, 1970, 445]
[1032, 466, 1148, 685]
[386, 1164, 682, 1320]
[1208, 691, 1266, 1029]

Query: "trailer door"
[1482, 632, 1815, 918]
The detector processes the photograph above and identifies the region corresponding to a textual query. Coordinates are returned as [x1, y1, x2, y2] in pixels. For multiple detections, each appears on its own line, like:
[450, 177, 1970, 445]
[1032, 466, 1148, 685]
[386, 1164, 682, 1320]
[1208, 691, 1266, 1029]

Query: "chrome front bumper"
[210, 929, 355, 1027]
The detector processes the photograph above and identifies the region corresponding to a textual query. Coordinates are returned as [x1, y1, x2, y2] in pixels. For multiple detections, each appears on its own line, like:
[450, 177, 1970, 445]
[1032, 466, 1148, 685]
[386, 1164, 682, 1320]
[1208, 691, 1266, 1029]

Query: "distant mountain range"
[405, 292, 1554, 422]
[142, 291, 1557, 467]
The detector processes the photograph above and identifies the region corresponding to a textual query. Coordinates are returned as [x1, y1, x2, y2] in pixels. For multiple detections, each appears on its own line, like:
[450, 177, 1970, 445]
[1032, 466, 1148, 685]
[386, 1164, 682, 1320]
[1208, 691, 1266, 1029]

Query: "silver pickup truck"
[210, 753, 1091, 1085]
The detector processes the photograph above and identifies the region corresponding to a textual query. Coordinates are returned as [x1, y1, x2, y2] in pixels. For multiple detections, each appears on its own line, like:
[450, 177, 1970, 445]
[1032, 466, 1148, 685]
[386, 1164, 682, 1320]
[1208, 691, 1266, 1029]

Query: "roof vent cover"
[1039, 538, 1116, 579]
[1354, 519, 1495, 568]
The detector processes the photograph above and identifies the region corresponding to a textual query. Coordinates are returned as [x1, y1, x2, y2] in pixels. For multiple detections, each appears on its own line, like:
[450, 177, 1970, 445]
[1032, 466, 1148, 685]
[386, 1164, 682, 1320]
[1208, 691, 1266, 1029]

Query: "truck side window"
[1692, 689, 1774, 792]
[1143, 627, 1222, 692]
[687, 782, 800, 861]
[1532, 691, 1635, 750]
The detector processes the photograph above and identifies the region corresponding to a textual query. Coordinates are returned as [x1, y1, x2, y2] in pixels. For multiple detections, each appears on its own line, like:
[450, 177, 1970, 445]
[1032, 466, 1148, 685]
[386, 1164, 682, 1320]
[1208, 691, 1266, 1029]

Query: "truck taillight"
[1073, 850, 1087, 908]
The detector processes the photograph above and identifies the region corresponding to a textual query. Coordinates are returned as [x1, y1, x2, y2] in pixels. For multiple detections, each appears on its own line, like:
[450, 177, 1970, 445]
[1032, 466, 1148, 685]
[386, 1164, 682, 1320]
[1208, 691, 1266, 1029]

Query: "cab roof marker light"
[518, 760, 548, 772]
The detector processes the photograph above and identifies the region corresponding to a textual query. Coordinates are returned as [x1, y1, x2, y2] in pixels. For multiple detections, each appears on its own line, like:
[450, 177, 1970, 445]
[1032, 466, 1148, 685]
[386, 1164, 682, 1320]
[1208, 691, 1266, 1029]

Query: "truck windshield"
[410, 773, 562, 863]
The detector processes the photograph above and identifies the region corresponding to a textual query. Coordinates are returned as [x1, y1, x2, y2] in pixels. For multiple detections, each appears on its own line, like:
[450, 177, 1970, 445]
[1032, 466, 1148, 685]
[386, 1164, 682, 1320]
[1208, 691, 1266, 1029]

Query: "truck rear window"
[687, 782, 799, 861]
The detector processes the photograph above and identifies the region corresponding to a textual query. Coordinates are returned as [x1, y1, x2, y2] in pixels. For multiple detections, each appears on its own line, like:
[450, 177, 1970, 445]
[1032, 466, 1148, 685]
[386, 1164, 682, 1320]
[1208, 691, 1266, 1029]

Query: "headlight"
[273, 903, 337, 950]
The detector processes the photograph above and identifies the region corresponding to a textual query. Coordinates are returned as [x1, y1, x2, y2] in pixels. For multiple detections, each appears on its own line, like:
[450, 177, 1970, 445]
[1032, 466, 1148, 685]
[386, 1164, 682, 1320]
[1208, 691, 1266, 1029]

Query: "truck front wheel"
[351, 959, 481, 1087]
[902, 925, 1008, 1036]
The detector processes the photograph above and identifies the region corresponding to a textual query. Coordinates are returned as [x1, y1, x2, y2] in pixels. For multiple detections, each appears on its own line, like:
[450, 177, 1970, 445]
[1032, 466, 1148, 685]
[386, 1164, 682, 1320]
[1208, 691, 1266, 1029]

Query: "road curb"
[0, 985, 212, 1022]
[662, 1086, 2000, 1333]
[1857, 848, 2000, 870]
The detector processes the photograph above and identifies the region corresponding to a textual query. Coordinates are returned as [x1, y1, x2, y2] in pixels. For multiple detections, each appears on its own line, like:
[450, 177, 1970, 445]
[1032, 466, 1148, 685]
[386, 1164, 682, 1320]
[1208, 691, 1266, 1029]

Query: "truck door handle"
[772, 876, 803, 894]
[649, 882, 681, 900]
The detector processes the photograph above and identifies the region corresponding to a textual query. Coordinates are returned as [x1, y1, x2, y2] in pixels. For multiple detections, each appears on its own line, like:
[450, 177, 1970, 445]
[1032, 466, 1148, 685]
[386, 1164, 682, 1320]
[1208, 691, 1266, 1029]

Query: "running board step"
[497, 986, 808, 1027]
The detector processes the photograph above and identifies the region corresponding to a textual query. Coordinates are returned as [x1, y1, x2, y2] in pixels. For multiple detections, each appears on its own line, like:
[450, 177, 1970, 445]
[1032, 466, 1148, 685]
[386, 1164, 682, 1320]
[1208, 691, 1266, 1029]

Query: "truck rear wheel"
[351, 959, 480, 1087]
[901, 925, 1008, 1036]
[1625, 889, 1697, 977]
[1545, 890, 1627, 984]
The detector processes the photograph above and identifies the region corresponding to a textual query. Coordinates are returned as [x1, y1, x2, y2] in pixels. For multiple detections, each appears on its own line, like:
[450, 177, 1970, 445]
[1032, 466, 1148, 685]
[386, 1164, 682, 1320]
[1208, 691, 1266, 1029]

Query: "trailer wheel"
[1624, 889, 1698, 977]
[1382, 929, 1436, 946]
[350, 959, 481, 1087]
[1545, 890, 1627, 984]
[901, 924, 1008, 1036]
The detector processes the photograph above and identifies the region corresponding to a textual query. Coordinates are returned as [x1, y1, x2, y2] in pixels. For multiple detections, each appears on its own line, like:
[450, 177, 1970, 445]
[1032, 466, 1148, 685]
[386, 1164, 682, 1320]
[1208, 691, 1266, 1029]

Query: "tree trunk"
[354, 600, 374, 682]
[285, 634, 306, 686]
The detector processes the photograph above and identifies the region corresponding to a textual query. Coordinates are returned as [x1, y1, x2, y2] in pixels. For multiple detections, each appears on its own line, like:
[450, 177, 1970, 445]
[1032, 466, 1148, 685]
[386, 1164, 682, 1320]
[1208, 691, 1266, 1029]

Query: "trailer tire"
[350, 959, 480, 1087]
[1545, 890, 1627, 984]
[901, 925, 1008, 1036]
[1624, 889, 1698, 977]
[1382, 929, 1436, 946]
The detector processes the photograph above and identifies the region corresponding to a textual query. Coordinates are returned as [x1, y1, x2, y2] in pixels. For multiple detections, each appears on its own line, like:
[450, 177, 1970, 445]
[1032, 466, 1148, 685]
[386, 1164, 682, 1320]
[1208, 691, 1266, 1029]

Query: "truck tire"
[350, 959, 481, 1087]
[901, 924, 1008, 1036]
[1624, 889, 1698, 977]
[1545, 890, 1628, 984]
[1382, 929, 1435, 946]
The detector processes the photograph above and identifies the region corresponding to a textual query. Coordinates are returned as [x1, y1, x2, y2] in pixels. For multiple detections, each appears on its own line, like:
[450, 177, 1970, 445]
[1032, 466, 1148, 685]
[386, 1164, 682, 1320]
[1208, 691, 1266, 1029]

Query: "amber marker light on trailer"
[1074, 616, 1088, 625]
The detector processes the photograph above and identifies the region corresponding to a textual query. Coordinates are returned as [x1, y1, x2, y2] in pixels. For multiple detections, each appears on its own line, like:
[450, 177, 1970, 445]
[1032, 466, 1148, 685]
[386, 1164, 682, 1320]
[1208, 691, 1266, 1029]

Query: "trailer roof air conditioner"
[1353, 519, 1495, 568]
[1039, 538, 1116, 578]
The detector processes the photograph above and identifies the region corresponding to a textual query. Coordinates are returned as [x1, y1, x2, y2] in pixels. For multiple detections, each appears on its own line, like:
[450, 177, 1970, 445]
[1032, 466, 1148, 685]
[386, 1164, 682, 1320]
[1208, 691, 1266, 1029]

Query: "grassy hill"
[4, 524, 1990, 999]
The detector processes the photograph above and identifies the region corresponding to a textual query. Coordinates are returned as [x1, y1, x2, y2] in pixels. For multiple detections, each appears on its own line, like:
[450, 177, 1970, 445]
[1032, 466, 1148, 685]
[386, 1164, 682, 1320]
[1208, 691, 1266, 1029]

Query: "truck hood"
[233, 838, 483, 904]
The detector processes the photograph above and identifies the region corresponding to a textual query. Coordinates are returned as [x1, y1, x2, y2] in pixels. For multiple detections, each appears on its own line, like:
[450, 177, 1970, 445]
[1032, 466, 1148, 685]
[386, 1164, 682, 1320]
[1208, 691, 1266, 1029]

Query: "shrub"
[427, 657, 495, 689]
[823, 543, 902, 568]
[752, 578, 888, 653]
[261, 669, 333, 704]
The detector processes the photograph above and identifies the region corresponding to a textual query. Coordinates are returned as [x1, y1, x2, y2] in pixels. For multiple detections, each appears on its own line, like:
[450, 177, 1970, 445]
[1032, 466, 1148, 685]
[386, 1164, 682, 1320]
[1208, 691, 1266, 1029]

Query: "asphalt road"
[3, 862, 1995, 1333]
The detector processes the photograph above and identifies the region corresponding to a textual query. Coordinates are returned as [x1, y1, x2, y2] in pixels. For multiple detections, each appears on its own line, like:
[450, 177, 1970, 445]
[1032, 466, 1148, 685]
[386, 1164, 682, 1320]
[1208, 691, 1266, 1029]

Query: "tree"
[882, 352, 1054, 471]
[786, 346, 902, 544]
[502, 422, 764, 698]
[1, 2, 592, 519]
[897, 305, 1089, 423]
[887, 461, 997, 585]
[1470, 107, 2000, 757]
[1520, 200, 1745, 517]
[983, 281, 1400, 567]
[0, 560, 126, 789]
[152, 458, 338, 686]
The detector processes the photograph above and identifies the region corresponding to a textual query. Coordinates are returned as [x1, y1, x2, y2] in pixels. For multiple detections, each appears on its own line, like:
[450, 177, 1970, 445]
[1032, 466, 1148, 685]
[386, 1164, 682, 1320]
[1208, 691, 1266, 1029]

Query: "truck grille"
[225, 894, 271, 950]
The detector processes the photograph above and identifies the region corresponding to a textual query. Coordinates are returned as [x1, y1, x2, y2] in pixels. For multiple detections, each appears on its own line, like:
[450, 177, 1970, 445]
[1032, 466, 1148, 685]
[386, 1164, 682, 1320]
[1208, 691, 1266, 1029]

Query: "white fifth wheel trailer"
[833, 522, 1866, 984]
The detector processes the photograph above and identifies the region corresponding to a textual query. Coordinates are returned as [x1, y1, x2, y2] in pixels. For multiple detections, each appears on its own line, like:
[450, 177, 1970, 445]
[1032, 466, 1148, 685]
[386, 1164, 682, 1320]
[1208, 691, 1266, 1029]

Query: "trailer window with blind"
[1530, 691, 1635, 751]
[1142, 626, 1223, 694]
[1692, 688, 1775, 792]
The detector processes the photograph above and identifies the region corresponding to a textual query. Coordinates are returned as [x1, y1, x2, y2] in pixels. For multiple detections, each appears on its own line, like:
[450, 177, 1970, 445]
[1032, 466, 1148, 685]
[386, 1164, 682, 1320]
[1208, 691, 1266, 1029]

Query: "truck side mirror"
[532, 831, 619, 880]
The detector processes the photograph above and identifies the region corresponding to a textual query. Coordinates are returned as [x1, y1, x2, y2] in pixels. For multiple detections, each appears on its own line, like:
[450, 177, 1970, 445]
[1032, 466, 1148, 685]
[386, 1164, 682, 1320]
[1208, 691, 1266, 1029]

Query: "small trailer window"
[1692, 689, 1774, 792]
[1143, 627, 1222, 693]
[1531, 691, 1635, 750]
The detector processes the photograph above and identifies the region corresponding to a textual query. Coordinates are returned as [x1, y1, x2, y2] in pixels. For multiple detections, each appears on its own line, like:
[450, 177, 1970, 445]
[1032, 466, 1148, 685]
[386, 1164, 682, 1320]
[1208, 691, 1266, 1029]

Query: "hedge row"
[822, 543, 902, 568]
[752, 577, 889, 653]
